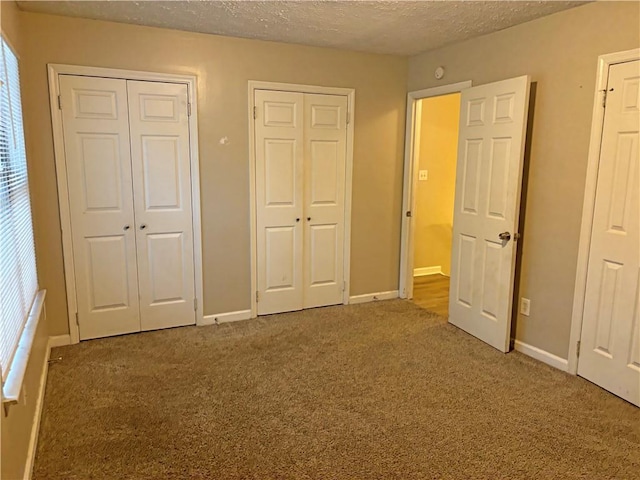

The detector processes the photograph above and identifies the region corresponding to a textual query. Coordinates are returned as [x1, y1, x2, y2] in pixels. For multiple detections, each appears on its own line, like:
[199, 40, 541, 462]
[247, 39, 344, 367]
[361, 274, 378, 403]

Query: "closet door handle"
[123, 225, 130, 231]
[140, 224, 147, 230]
[296, 218, 300, 222]
[307, 217, 311, 221]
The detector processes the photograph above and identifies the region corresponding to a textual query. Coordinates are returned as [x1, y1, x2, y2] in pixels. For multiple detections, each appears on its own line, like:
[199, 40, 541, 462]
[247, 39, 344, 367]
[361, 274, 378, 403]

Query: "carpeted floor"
[34, 300, 639, 479]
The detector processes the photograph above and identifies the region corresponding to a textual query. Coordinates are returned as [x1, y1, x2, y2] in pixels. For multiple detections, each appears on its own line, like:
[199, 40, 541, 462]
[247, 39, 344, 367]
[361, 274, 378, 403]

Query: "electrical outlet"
[418, 170, 428, 181]
[520, 297, 531, 316]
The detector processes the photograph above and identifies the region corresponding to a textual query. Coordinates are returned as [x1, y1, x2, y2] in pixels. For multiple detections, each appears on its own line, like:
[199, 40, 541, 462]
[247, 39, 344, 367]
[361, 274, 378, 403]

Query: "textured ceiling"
[17, 1, 587, 56]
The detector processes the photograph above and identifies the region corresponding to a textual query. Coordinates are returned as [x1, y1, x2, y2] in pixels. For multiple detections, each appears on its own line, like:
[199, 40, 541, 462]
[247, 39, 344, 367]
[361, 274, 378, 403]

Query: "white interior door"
[449, 76, 531, 352]
[255, 90, 305, 315]
[127, 80, 196, 331]
[59, 75, 141, 340]
[303, 94, 348, 308]
[578, 60, 640, 406]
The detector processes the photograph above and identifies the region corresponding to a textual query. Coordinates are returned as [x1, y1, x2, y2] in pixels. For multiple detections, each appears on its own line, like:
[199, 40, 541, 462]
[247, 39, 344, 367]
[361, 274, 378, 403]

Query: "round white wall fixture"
[434, 66, 445, 80]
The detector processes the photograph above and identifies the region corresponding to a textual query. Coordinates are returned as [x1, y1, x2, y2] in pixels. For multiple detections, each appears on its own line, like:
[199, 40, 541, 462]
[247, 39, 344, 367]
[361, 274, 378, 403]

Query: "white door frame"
[568, 48, 640, 375]
[47, 64, 204, 344]
[248, 81, 355, 318]
[399, 81, 472, 299]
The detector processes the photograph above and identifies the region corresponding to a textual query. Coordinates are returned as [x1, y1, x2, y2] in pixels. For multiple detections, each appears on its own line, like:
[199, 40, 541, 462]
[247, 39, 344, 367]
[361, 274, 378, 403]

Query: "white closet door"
[59, 75, 141, 340]
[303, 94, 348, 308]
[255, 90, 305, 315]
[449, 76, 531, 352]
[578, 60, 640, 406]
[127, 80, 196, 331]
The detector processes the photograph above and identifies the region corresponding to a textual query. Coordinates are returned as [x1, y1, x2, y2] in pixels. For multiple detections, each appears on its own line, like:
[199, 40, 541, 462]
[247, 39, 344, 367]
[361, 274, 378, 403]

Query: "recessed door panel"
[578, 59, 640, 406]
[265, 140, 296, 206]
[141, 135, 182, 210]
[60, 75, 140, 340]
[146, 232, 187, 305]
[86, 236, 130, 311]
[462, 139, 482, 214]
[128, 80, 196, 331]
[310, 140, 339, 205]
[266, 227, 296, 291]
[449, 75, 531, 352]
[78, 134, 122, 212]
[309, 224, 338, 286]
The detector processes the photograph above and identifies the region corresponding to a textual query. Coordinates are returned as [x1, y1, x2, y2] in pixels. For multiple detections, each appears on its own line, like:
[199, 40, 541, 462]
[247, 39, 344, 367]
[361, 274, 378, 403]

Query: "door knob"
[498, 231, 511, 241]
[140, 224, 147, 230]
[123, 225, 130, 231]
[296, 218, 300, 222]
[307, 217, 311, 221]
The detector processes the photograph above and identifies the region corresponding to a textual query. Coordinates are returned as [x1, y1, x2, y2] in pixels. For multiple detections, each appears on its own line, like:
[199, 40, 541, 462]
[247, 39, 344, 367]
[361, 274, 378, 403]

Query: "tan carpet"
[34, 300, 639, 479]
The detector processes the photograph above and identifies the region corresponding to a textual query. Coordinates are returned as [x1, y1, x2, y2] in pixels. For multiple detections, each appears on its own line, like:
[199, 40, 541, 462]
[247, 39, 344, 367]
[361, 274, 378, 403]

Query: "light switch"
[419, 170, 428, 181]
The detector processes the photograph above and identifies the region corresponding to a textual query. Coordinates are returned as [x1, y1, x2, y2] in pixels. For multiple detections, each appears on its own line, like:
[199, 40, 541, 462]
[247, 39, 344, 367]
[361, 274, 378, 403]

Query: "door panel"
[59, 75, 140, 340]
[127, 80, 196, 331]
[578, 60, 640, 406]
[303, 94, 347, 308]
[255, 90, 305, 315]
[449, 76, 531, 352]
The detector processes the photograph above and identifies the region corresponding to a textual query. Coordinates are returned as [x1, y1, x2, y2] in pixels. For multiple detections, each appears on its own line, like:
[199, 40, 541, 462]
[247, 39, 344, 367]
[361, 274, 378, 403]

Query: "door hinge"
[187, 103, 192, 117]
[57, 95, 62, 110]
[343, 281, 346, 292]
[406, 211, 412, 218]
[601, 87, 614, 108]
[256, 291, 259, 303]
[576, 340, 581, 358]
[253, 106, 257, 120]
[193, 298, 198, 311]
[75, 312, 79, 326]
[346, 110, 350, 125]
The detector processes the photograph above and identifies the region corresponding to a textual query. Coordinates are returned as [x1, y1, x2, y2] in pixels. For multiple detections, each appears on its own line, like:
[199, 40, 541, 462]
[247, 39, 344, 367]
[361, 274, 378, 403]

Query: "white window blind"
[0, 38, 38, 380]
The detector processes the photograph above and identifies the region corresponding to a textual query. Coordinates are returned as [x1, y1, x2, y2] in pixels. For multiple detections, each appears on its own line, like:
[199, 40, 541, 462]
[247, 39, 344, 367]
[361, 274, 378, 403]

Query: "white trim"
[47, 64, 204, 343]
[348, 290, 399, 305]
[568, 48, 640, 375]
[413, 266, 443, 277]
[2, 291, 46, 404]
[514, 340, 569, 372]
[48, 335, 71, 348]
[22, 337, 52, 480]
[399, 81, 472, 300]
[248, 80, 356, 318]
[201, 310, 252, 326]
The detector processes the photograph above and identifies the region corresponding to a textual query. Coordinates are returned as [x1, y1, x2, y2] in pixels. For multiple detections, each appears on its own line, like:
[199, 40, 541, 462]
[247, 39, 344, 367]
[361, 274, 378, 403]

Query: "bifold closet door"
[303, 94, 348, 308]
[255, 90, 305, 315]
[127, 80, 196, 331]
[59, 75, 141, 340]
[255, 89, 348, 315]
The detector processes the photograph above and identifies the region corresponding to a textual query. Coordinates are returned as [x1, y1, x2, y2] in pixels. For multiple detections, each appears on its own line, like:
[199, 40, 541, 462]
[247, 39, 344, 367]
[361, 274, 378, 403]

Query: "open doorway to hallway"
[410, 93, 460, 317]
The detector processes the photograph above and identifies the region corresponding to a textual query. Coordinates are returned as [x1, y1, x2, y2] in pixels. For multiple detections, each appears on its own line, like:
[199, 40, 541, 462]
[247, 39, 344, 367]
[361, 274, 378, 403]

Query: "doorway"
[410, 93, 461, 317]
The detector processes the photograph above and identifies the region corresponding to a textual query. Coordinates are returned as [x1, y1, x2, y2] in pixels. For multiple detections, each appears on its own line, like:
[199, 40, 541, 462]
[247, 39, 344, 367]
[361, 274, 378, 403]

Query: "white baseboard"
[49, 334, 71, 348]
[201, 309, 252, 326]
[514, 340, 569, 372]
[348, 290, 399, 305]
[413, 266, 442, 277]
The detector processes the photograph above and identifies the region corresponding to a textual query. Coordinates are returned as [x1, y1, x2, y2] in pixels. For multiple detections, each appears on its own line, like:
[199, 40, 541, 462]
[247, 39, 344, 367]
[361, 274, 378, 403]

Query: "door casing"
[248, 81, 355, 318]
[399, 81, 472, 300]
[568, 47, 640, 375]
[48, 64, 204, 344]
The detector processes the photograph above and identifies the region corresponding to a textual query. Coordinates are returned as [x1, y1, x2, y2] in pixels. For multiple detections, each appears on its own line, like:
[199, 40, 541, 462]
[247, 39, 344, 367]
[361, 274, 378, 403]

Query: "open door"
[449, 76, 531, 352]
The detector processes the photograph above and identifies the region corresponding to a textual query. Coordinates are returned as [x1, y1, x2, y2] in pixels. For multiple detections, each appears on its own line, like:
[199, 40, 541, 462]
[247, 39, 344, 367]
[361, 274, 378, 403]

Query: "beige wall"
[19, 11, 408, 335]
[413, 94, 460, 276]
[1, 3, 51, 479]
[409, 1, 640, 358]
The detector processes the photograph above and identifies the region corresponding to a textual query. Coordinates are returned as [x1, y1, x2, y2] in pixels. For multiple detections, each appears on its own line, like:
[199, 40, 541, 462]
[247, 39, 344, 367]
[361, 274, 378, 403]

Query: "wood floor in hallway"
[412, 274, 450, 317]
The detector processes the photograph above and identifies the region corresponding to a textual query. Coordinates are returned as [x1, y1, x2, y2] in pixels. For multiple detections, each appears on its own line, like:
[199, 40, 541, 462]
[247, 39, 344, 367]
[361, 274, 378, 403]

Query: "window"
[0, 37, 37, 379]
